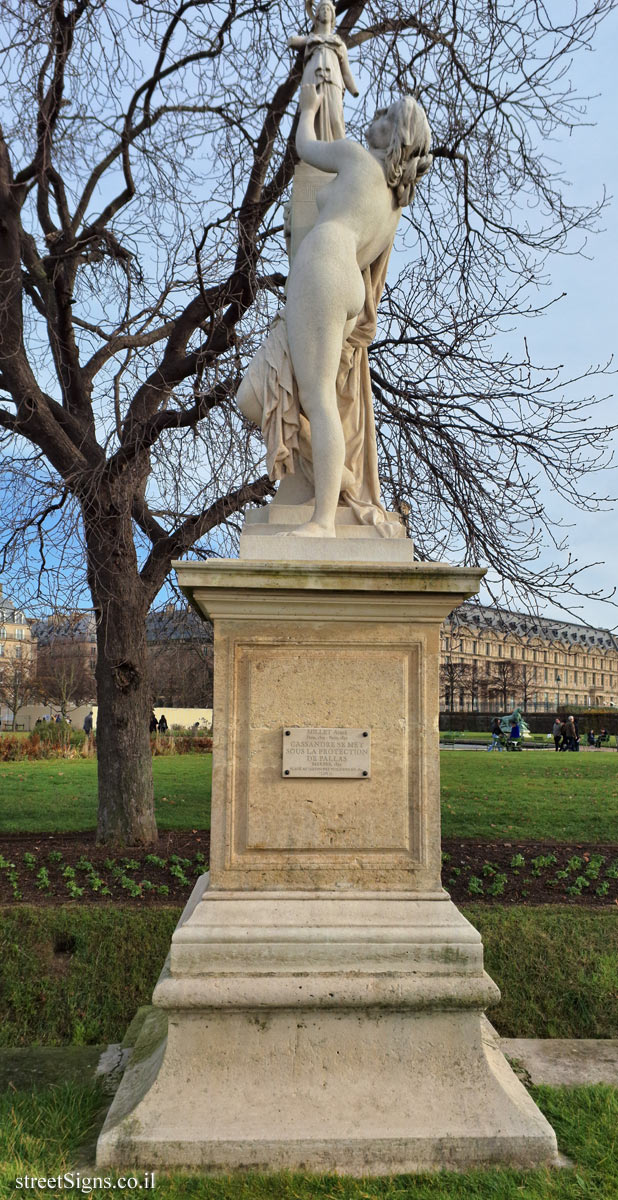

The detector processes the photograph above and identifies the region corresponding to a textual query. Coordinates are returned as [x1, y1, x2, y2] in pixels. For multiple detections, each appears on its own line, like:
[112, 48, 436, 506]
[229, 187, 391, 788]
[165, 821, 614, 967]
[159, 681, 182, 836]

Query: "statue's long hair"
[374, 97, 433, 207]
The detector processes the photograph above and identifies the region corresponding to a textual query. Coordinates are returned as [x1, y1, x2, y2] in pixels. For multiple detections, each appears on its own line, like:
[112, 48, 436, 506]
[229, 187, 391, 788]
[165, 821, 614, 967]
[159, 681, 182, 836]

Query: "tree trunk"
[86, 513, 158, 846]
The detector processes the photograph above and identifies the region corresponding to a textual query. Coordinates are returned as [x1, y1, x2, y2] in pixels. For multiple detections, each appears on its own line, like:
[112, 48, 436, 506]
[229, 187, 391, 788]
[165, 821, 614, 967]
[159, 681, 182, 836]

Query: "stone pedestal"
[96, 560, 559, 1173]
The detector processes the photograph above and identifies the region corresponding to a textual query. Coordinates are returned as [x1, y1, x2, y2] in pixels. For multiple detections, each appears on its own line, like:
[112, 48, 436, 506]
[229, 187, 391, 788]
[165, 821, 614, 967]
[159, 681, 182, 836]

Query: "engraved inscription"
[282, 726, 371, 778]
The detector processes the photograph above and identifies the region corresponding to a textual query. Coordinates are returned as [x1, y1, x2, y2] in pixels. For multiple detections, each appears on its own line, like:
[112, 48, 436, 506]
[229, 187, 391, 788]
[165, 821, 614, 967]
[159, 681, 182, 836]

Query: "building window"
[510, 646, 515, 658]
[473, 641, 477, 654]
[543, 651, 548, 663]
[460, 639, 464, 651]
[601, 674, 605, 686]
[0, 626, 5, 640]
[533, 650, 537, 662]
[485, 643, 490, 656]
[544, 668, 548, 682]
[14, 645, 22, 659]
[15, 628, 24, 641]
[574, 672, 578, 684]
[498, 645, 503, 658]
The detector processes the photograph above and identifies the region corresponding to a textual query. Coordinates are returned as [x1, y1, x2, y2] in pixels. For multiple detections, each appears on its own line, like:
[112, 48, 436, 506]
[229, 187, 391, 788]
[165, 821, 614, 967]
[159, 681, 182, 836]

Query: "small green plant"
[47, 850, 63, 864]
[144, 854, 167, 868]
[595, 881, 610, 897]
[119, 874, 142, 898]
[141, 880, 155, 892]
[441, 851, 451, 864]
[6, 863, 22, 899]
[62, 865, 76, 880]
[35, 867, 51, 891]
[169, 864, 190, 886]
[584, 855, 606, 880]
[481, 861, 499, 877]
[121, 858, 140, 871]
[65, 880, 85, 899]
[567, 855, 584, 873]
[75, 855, 94, 872]
[530, 854, 557, 876]
[157, 884, 170, 896]
[104, 858, 116, 871]
[487, 873, 508, 897]
[0, 854, 11, 870]
[510, 854, 525, 870]
[605, 861, 618, 880]
[467, 875, 484, 896]
[169, 854, 191, 868]
[567, 876, 590, 896]
[86, 874, 105, 892]
[22, 852, 37, 870]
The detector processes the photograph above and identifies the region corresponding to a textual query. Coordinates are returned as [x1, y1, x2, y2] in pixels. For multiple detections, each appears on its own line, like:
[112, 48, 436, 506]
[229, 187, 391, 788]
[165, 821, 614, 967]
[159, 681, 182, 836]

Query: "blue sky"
[482, 5, 618, 630]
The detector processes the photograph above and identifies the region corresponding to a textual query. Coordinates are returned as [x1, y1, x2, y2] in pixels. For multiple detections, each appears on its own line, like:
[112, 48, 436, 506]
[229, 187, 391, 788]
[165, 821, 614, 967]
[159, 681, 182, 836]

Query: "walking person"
[488, 716, 503, 751]
[552, 717, 562, 752]
[565, 715, 578, 752]
[149, 711, 158, 734]
[158, 714, 168, 735]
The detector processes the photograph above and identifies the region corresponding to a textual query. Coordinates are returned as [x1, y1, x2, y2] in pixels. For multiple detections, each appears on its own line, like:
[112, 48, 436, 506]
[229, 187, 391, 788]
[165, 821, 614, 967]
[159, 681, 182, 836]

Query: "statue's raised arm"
[237, 85, 432, 538]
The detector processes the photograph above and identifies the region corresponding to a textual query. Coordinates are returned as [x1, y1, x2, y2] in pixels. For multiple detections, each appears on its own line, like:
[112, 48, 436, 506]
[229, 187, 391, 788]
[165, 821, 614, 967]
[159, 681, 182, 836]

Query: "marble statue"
[237, 84, 432, 538]
[288, 1, 359, 141]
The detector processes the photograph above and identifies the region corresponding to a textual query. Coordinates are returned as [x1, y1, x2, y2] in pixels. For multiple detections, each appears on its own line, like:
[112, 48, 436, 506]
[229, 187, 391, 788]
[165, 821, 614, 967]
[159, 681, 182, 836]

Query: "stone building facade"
[440, 604, 618, 713]
[0, 583, 38, 726]
[0, 584, 36, 664]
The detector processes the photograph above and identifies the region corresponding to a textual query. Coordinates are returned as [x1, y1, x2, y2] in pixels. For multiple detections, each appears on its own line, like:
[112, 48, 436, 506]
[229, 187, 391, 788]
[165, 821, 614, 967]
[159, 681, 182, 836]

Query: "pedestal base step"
[97, 1007, 559, 1174]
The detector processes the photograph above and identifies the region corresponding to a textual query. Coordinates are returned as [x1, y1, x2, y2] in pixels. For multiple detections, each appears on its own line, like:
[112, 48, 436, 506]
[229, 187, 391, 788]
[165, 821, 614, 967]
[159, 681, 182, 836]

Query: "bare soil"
[1, 830, 617, 906]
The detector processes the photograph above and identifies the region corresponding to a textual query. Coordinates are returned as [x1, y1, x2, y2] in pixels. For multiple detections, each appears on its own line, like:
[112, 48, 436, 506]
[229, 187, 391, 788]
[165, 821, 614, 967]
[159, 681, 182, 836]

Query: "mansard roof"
[31, 612, 97, 645]
[449, 603, 618, 652]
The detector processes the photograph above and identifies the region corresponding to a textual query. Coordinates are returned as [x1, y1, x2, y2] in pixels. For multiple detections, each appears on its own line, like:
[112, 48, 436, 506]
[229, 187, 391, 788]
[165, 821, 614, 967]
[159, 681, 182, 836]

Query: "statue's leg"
[285, 246, 364, 537]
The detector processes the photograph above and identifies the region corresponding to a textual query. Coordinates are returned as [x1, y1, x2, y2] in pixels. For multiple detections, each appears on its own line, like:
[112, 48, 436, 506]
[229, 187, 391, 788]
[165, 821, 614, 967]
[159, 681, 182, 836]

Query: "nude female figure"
[238, 85, 431, 537]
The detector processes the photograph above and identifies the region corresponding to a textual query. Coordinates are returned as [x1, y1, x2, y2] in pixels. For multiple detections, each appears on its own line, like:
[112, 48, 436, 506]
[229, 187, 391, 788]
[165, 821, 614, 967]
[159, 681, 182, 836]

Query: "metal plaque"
[282, 726, 371, 779]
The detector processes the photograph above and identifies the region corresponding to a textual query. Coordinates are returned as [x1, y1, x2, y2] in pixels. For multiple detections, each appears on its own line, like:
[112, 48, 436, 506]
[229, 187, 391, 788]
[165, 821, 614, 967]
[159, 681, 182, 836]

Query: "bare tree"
[520, 663, 539, 712]
[440, 657, 469, 713]
[0, 662, 40, 730]
[0, 1, 616, 842]
[487, 660, 525, 713]
[36, 643, 96, 718]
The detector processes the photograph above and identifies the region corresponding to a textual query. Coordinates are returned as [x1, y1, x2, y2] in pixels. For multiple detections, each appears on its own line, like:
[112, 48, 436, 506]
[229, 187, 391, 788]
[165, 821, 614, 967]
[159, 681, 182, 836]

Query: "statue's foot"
[288, 521, 336, 538]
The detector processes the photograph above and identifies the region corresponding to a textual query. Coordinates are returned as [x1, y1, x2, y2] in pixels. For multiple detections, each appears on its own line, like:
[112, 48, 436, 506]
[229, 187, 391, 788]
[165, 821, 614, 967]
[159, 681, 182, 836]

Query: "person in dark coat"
[158, 714, 168, 734]
[149, 711, 158, 734]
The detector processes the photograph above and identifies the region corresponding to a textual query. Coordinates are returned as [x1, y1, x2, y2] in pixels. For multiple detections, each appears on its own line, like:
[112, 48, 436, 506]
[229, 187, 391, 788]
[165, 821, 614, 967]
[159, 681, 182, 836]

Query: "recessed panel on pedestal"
[222, 639, 424, 886]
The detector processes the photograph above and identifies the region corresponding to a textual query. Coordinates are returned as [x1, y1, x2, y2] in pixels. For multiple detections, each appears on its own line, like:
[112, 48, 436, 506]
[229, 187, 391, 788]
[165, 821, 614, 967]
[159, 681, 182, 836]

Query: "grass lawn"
[440, 751, 618, 841]
[2, 905, 616, 1046]
[0, 757, 211, 834]
[2, 750, 617, 841]
[0, 1081, 616, 1198]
